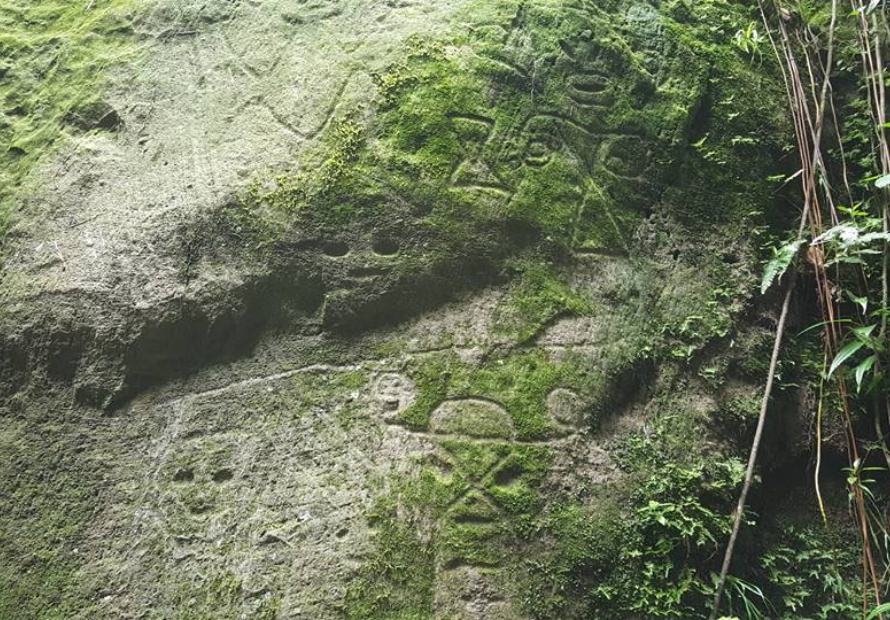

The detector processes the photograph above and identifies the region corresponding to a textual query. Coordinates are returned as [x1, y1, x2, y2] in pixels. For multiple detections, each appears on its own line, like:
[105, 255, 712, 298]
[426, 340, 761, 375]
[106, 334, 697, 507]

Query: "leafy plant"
[761, 239, 804, 294]
[758, 526, 858, 620]
[870, 604, 890, 620]
[611, 438, 747, 618]
[716, 0, 890, 616]
[722, 575, 770, 620]
[732, 22, 763, 62]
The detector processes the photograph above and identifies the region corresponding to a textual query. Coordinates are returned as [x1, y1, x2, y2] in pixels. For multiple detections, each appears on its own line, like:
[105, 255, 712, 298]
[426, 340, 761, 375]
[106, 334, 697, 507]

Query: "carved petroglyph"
[380, 391, 562, 619]
[162, 363, 364, 407]
[429, 398, 516, 440]
[313, 231, 409, 324]
[449, 114, 513, 196]
[434, 447, 507, 523]
[372, 373, 417, 421]
[204, 7, 357, 142]
[546, 387, 585, 435]
[154, 431, 251, 541]
[429, 445, 522, 570]
[476, 3, 534, 83]
[558, 40, 615, 111]
[281, 0, 346, 25]
[130, 340, 599, 619]
[447, 111, 650, 206]
[376, 388, 586, 588]
[220, 25, 290, 79]
[504, 114, 572, 170]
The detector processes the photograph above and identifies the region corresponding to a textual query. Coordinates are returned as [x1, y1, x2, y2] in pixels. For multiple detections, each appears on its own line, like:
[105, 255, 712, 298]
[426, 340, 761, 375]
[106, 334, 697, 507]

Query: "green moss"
[658, 1, 791, 231]
[656, 268, 745, 362]
[285, 370, 371, 428]
[0, 0, 138, 249]
[0, 419, 100, 619]
[164, 571, 281, 620]
[399, 349, 607, 440]
[341, 492, 437, 619]
[517, 498, 626, 618]
[495, 259, 592, 344]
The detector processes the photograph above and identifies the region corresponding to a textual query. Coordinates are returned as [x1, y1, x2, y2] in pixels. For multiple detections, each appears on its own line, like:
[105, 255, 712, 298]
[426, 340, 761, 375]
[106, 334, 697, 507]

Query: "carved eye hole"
[525, 140, 554, 167]
[173, 468, 195, 483]
[322, 241, 350, 257]
[212, 469, 234, 483]
[493, 465, 523, 488]
[372, 238, 399, 256]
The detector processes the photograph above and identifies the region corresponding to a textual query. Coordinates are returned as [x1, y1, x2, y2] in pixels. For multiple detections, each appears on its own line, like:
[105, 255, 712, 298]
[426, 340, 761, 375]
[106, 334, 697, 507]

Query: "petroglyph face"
[336, 1, 670, 267]
[373, 372, 418, 421]
[220, 0, 685, 331]
[300, 204, 449, 326]
[157, 433, 247, 538]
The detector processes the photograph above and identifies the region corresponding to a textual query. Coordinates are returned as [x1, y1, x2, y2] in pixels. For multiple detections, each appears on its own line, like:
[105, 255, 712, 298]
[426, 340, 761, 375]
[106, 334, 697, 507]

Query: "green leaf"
[797, 318, 852, 337]
[876, 174, 890, 189]
[829, 340, 865, 378]
[852, 324, 877, 341]
[761, 240, 804, 294]
[847, 292, 868, 313]
[867, 603, 890, 619]
[826, 256, 867, 267]
[812, 224, 856, 244]
[854, 355, 877, 391]
[858, 232, 890, 244]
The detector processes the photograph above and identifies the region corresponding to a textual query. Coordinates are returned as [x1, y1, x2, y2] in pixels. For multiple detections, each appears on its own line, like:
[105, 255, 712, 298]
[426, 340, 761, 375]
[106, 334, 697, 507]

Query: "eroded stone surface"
[66, 294, 627, 619]
[0, 0, 792, 618]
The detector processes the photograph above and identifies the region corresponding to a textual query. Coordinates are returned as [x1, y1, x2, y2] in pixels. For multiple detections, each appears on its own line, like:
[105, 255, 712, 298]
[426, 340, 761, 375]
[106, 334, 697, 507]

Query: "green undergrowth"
[515, 412, 859, 619]
[515, 459, 744, 619]
[597, 430, 746, 618]
[747, 523, 858, 619]
[0, 0, 138, 251]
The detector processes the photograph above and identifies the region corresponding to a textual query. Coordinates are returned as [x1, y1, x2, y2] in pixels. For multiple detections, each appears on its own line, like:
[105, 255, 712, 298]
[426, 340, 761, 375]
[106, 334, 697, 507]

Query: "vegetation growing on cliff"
[709, 0, 890, 617]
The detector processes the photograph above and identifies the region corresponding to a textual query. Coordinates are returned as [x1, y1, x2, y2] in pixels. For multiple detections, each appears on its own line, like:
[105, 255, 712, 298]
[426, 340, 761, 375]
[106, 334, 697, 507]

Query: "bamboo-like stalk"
[707, 276, 797, 620]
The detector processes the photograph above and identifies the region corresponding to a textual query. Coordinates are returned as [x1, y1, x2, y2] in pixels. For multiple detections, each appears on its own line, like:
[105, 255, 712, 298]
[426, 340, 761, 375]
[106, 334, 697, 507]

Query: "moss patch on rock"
[0, 0, 138, 247]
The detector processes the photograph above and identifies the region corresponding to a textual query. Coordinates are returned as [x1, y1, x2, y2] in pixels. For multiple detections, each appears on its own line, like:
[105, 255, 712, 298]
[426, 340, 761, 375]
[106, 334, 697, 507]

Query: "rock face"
[0, 1, 798, 618]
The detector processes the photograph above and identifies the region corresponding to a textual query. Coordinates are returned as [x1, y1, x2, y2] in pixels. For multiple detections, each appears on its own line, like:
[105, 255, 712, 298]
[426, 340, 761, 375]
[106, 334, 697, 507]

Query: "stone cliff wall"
[0, 1, 858, 619]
